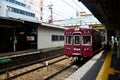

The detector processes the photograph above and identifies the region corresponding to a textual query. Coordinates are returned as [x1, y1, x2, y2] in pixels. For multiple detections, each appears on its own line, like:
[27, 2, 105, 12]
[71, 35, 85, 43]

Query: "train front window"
[74, 35, 80, 44]
[66, 36, 72, 44]
[82, 36, 91, 45]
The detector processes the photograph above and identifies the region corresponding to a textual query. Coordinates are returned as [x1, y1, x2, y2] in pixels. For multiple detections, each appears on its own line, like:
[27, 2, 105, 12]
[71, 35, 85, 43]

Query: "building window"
[52, 35, 58, 41]
[9, 0, 15, 3]
[52, 35, 64, 41]
[6, 0, 26, 7]
[60, 36, 64, 41]
[41, 8, 43, 11]
[13, 8, 19, 13]
[7, 6, 35, 17]
[40, 17, 42, 20]
[21, 3, 25, 7]
[15, 1, 20, 5]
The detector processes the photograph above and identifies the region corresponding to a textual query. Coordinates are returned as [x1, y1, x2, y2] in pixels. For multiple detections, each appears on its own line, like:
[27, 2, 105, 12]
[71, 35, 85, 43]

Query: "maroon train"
[64, 27, 104, 60]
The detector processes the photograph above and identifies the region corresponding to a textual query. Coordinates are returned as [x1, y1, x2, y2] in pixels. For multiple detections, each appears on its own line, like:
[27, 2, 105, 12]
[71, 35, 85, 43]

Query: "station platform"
[65, 49, 120, 80]
[0, 47, 63, 59]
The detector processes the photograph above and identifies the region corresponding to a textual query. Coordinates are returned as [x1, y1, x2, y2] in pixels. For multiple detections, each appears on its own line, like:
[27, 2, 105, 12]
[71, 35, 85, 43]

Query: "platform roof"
[79, 0, 120, 31]
[0, 16, 66, 30]
[0, 16, 40, 27]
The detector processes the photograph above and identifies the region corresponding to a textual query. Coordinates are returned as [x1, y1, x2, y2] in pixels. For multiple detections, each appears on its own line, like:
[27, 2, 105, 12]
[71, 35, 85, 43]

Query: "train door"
[72, 33, 81, 55]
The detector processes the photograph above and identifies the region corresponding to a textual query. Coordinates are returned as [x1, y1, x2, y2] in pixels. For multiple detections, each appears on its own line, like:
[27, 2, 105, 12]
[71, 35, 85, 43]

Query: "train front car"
[64, 27, 93, 60]
[64, 28, 74, 56]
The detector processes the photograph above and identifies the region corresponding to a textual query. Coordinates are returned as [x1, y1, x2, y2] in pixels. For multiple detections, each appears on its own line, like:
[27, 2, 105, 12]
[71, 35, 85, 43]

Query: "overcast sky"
[43, 0, 91, 22]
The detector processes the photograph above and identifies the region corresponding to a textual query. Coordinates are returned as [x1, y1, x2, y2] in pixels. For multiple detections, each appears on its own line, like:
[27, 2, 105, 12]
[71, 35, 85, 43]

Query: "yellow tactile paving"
[96, 51, 120, 80]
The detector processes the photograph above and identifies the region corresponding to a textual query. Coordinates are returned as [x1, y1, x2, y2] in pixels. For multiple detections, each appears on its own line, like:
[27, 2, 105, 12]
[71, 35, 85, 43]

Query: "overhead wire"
[61, 0, 83, 18]
[30, 0, 96, 25]
[43, 13, 60, 22]
[72, 0, 84, 12]
[71, 0, 97, 25]
[53, 9, 72, 18]
[62, 0, 78, 11]
[43, 7, 67, 18]
[43, 9, 63, 22]
[46, 0, 92, 25]
[30, 1, 72, 20]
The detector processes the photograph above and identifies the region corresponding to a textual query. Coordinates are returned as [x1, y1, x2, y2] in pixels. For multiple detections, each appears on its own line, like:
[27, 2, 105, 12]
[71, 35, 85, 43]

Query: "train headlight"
[66, 47, 70, 50]
[87, 48, 89, 50]
[84, 48, 90, 51]
[84, 48, 86, 51]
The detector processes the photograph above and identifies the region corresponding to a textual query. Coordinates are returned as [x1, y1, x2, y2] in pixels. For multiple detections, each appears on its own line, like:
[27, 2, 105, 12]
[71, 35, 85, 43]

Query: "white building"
[0, 0, 43, 22]
[37, 23, 65, 49]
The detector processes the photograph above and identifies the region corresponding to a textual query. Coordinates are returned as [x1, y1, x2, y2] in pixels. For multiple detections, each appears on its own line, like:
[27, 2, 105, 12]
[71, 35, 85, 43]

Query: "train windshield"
[82, 36, 92, 45]
[74, 35, 80, 44]
[66, 36, 72, 44]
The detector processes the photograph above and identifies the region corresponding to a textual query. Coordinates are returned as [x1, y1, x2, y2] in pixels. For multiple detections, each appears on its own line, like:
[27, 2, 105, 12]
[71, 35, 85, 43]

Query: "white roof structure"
[41, 22, 67, 30]
[52, 14, 101, 27]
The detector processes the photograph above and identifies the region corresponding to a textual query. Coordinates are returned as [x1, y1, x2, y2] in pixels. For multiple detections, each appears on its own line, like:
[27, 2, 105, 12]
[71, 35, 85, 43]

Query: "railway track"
[0, 54, 68, 80]
[44, 63, 75, 80]
[0, 48, 64, 74]
[43, 60, 85, 80]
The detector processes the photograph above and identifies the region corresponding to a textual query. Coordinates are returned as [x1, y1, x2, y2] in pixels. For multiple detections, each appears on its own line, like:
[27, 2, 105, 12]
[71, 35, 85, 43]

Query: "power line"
[53, 9, 72, 18]
[43, 8, 68, 19]
[30, 0, 96, 25]
[72, 0, 84, 12]
[30, 0, 82, 19]
[30, 1, 71, 20]
[62, 0, 78, 11]
[43, 13, 60, 22]
[70, 0, 95, 25]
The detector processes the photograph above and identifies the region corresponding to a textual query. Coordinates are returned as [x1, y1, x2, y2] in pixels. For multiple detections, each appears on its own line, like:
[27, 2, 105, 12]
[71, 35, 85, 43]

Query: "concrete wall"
[37, 26, 64, 49]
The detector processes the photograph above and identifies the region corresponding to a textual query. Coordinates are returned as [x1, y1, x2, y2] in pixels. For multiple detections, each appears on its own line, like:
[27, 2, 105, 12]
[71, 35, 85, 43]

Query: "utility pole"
[48, 3, 53, 23]
[80, 20, 82, 26]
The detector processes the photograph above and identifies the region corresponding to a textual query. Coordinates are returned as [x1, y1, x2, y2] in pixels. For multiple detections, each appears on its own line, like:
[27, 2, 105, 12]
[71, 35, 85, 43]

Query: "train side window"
[66, 36, 72, 44]
[82, 36, 91, 45]
[74, 35, 80, 44]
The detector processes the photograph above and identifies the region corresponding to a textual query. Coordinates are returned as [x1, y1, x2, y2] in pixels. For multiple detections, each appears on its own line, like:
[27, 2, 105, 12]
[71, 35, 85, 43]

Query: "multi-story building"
[29, 0, 43, 22]
[0, 0, 43, 22]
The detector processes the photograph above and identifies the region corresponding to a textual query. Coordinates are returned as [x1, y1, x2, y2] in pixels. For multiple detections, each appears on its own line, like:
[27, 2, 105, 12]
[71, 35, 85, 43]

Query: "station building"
[0, 0, 65, 53]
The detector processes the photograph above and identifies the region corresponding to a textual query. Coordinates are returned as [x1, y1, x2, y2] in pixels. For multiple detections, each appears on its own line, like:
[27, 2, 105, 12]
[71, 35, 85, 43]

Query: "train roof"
[65, 27, 93, 31]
